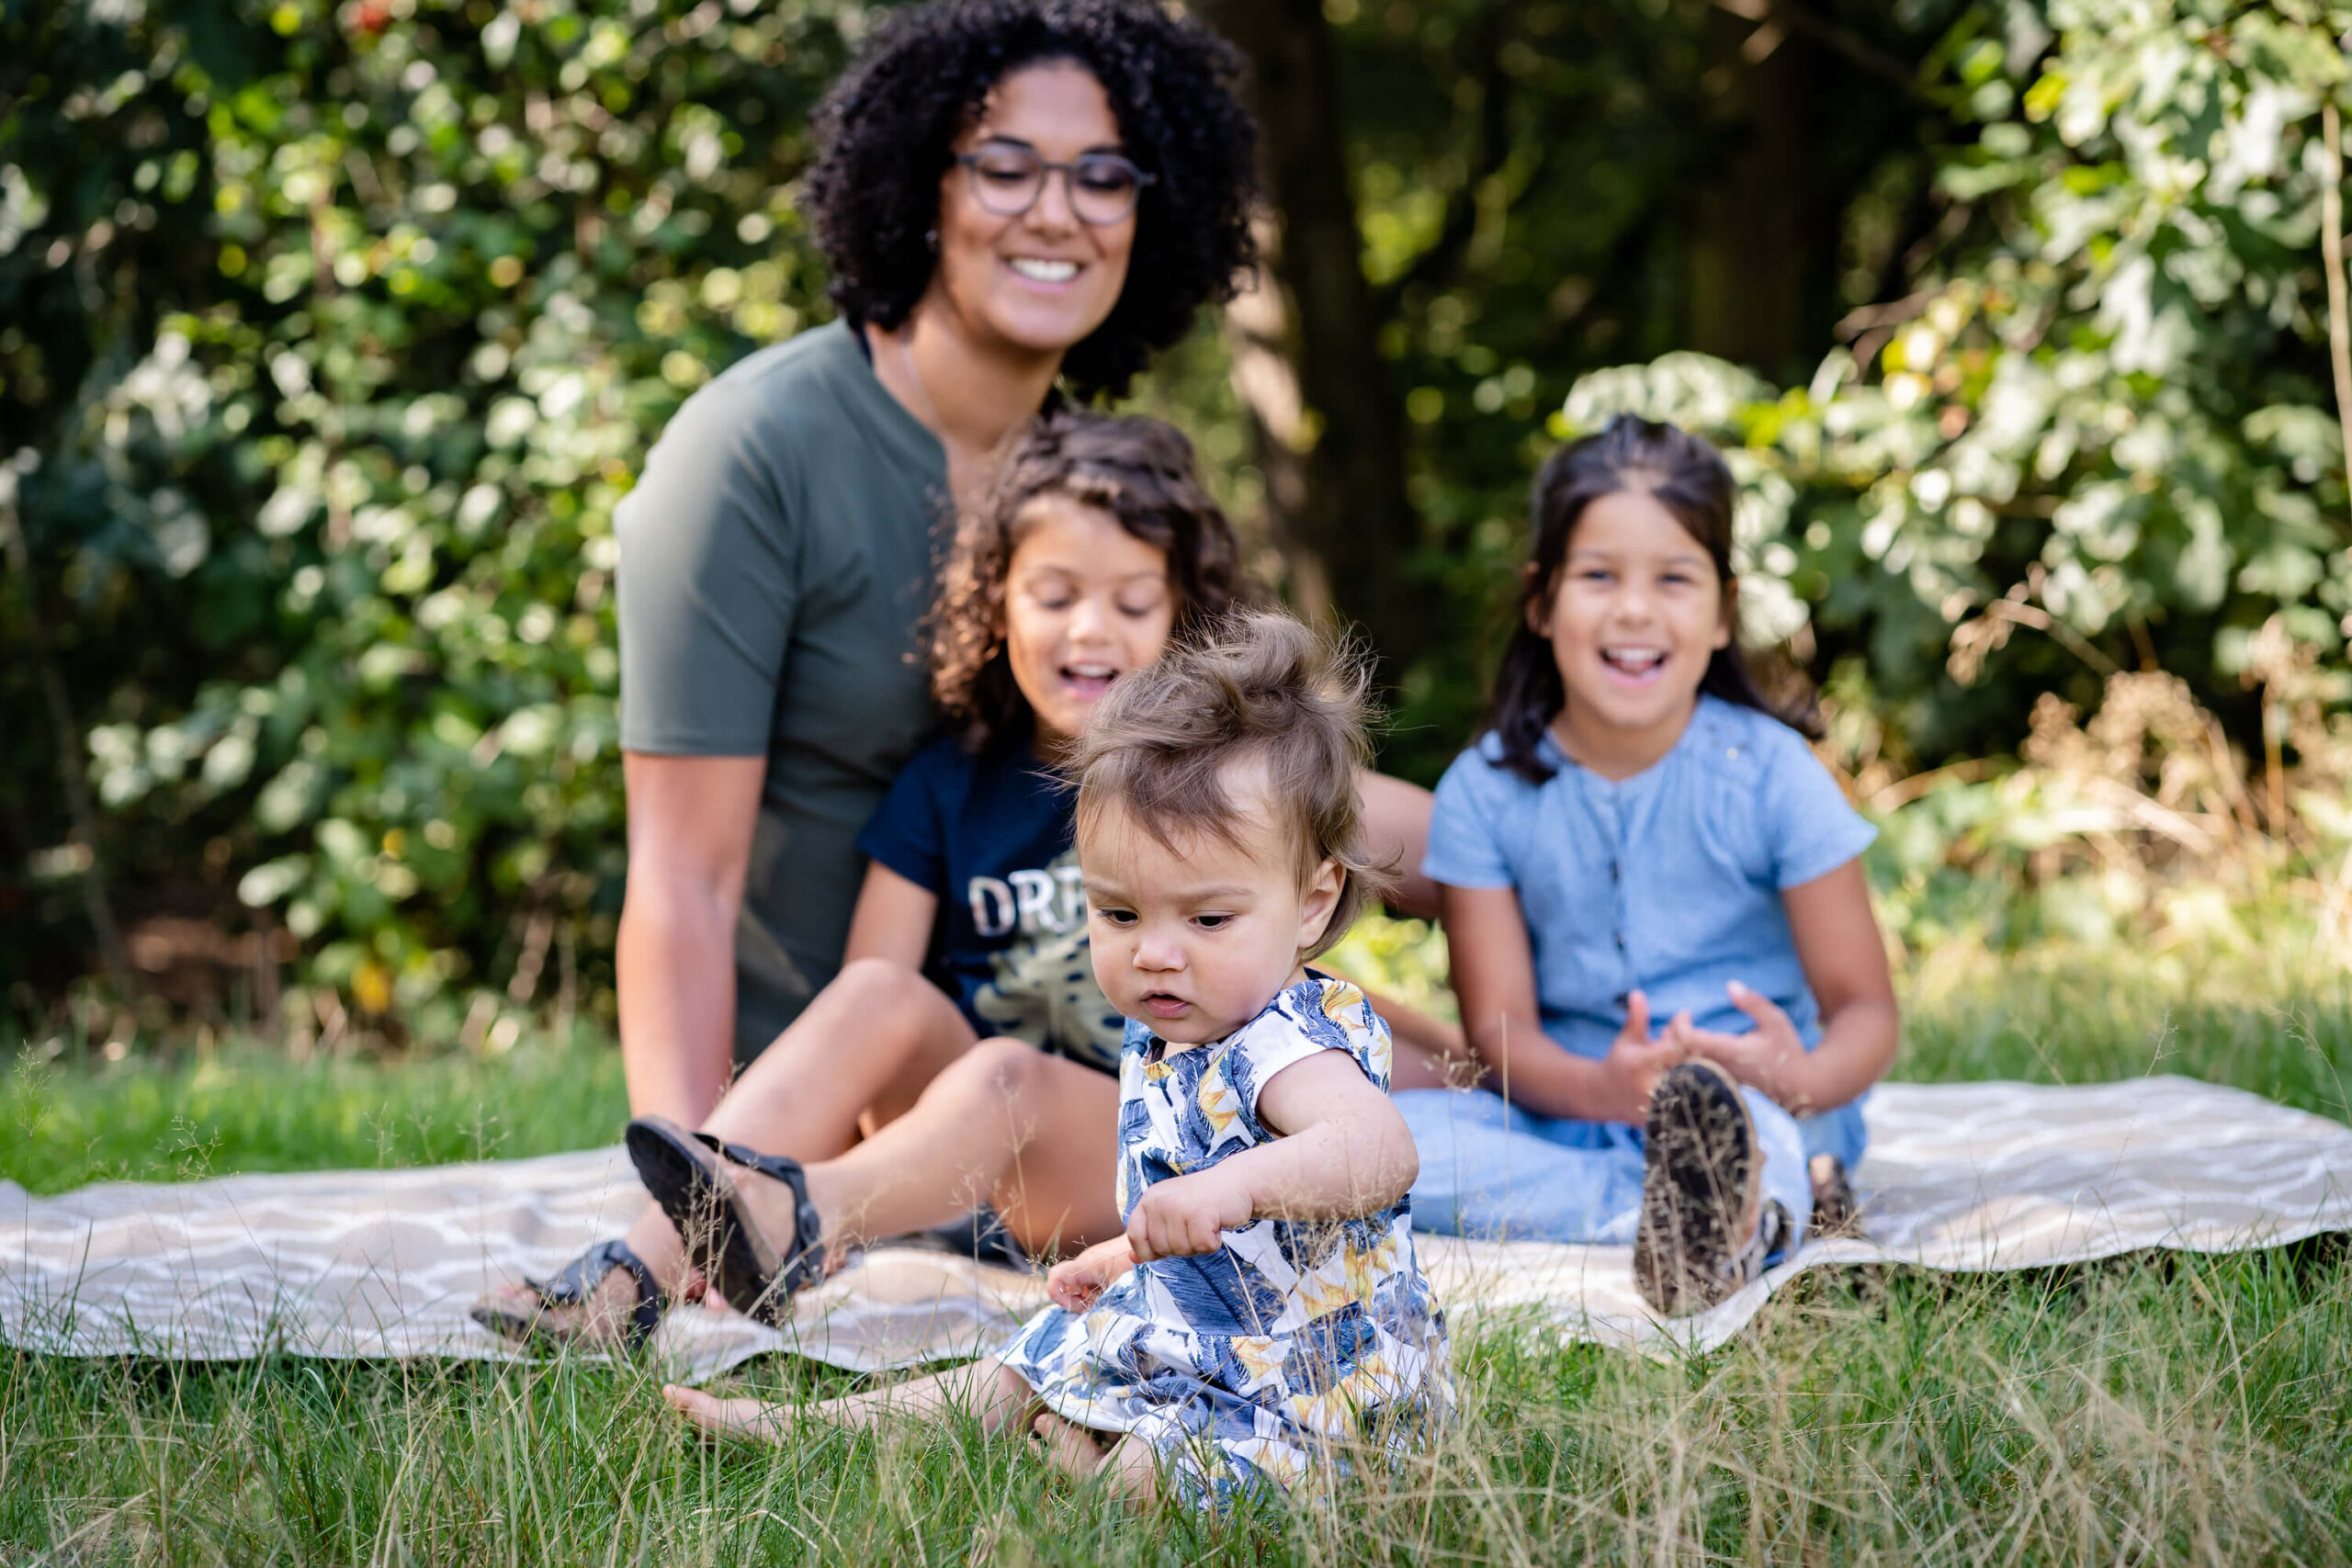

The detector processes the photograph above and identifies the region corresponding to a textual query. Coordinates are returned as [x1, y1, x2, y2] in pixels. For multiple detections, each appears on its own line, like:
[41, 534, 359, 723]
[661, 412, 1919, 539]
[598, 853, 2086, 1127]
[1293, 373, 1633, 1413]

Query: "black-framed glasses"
[956, 143, 1157, 225]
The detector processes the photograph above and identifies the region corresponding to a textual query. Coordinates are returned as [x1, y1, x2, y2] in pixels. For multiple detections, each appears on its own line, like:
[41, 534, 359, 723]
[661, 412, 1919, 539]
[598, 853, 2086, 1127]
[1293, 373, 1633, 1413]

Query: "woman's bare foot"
[721, 1154, 816, 1266]
[475, 1267, 643, 1348]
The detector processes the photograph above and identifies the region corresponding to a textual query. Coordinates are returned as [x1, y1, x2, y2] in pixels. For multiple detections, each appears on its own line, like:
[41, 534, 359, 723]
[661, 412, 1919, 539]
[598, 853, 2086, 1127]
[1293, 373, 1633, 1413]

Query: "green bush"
[1564, 1, 2352, 761]
[4, 0, 869, 1026]
[12, 0, 2352, 1030]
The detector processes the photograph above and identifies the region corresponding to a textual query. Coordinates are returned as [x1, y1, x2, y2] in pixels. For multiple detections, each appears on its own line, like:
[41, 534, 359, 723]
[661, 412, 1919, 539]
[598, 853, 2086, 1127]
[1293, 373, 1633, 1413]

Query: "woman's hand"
[1125, 1165, 1254, 1261]
[1046, 1235, 1136, 1313]
[1583, 989, 1688, 1124]
[1666, 980, 1811, 1110]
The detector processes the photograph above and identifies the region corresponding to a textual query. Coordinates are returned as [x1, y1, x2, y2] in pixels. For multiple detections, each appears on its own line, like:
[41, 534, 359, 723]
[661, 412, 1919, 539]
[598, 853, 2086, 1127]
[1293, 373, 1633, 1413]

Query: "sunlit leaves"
[1566, 0, 2352, 760]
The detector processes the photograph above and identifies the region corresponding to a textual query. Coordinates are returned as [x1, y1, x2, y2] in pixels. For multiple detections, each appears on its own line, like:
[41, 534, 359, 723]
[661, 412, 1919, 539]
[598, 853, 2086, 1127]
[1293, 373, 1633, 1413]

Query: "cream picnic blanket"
[6, 1076, 2350, 1374]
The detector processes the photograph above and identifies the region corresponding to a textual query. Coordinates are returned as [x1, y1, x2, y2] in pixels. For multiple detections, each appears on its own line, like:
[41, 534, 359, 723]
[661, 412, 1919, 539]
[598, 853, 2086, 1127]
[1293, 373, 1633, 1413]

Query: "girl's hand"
[1046, 1235, 1136, 1313]
[1587, 989, 1687, 1124]
[1125, 1165, 1255, 1261]
[1667, 980, 1811, 1110]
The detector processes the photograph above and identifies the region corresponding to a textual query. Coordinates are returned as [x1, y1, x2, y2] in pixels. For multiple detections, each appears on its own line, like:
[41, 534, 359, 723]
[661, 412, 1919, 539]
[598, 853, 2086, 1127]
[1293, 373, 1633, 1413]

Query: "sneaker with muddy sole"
[1809, 1151, 1862, 1239]
[1634, 1061, 1767, 1316]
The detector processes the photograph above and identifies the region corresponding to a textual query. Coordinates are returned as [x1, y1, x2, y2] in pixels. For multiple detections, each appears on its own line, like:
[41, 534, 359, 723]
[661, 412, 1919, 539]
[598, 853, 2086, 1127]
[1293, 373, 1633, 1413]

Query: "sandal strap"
[526, 1236, 667, 1350]
[689, 1131, 828, 1296]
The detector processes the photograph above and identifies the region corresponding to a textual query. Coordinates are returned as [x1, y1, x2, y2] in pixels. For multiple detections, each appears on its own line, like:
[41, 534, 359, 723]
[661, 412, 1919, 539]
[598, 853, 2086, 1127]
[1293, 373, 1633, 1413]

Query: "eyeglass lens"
[965, 146, 1147, 224]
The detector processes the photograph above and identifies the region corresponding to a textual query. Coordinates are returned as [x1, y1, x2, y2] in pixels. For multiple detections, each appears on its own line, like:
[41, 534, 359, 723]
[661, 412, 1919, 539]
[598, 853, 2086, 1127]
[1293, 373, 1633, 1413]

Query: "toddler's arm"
[1046, 1235, 1136, 1312]
[1442, 882, 1681, 1122]
[1123, 1053, 1419, 1260]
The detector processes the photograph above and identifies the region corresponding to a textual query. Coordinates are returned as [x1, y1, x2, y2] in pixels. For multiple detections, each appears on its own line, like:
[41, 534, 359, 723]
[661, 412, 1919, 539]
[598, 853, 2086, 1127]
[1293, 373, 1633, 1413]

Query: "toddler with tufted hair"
[663, 612, 1453, 1510]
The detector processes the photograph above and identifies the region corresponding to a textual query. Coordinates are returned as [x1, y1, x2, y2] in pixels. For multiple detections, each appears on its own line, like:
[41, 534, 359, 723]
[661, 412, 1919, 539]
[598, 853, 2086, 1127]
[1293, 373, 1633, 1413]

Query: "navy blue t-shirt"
[854, 733, 1128, 1075]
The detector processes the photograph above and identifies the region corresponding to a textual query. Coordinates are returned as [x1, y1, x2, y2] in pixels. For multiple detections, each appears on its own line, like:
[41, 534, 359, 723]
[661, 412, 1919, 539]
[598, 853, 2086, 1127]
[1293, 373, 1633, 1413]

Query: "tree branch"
[1713, 0, 1919, 95]
[2321, 102, 2352, 519]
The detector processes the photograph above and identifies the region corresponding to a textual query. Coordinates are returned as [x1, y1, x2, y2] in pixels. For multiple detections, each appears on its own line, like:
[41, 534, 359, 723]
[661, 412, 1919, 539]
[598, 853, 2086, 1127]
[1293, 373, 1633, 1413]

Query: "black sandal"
[469, 1236, 667, 1351]
[624, 1116, 827, 1327]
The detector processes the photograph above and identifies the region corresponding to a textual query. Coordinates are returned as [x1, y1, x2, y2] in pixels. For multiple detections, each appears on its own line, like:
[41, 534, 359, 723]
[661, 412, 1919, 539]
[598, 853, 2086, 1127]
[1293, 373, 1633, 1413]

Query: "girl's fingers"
[1623, 989, 1651, 1043]
[1726, 979, 1792, 1028]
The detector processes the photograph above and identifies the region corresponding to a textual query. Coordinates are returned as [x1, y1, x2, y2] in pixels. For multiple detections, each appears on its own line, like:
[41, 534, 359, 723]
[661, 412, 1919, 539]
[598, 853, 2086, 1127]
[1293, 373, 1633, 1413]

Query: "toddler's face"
[1002, 496, 1174, 742]
[1535, 487, 1731, 754]
[1080, 762, 1343, 1047]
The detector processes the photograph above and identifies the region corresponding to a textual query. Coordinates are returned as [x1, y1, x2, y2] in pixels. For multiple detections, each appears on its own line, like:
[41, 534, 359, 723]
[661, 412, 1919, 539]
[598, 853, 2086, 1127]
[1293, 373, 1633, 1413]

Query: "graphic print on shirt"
[968, 845, 1127, 1073]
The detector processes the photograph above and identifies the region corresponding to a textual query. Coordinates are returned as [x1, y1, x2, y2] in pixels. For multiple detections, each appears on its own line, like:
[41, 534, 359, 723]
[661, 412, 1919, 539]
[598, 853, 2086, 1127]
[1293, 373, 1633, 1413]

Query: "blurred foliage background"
[6, 0, 2352, 1049]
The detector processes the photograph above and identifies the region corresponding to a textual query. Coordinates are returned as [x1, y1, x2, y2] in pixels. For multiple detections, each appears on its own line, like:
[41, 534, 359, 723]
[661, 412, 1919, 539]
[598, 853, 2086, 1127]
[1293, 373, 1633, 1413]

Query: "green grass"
[4, 1029, 628, 1196]
[6, 959, 2352, 1563]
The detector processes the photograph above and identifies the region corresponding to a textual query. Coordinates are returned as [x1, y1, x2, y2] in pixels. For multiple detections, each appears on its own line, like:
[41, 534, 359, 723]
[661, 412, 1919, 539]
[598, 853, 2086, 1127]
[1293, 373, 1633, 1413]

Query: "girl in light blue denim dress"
[1398, 415, 1899, 1314]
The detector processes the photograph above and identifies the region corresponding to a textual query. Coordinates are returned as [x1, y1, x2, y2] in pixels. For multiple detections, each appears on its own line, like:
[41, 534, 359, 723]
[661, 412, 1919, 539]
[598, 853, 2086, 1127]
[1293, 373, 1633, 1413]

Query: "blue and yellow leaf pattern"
[995, 973, 1452, 1509]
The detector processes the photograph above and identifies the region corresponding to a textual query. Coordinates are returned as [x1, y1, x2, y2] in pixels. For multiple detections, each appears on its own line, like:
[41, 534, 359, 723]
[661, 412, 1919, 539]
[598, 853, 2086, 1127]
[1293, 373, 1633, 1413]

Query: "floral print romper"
[995, 973, 1453, 1506]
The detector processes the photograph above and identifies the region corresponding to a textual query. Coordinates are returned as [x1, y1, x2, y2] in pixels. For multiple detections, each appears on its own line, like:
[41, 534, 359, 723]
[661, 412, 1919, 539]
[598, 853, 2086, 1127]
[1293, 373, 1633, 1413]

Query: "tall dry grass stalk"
[1824, 649, 2352, 984]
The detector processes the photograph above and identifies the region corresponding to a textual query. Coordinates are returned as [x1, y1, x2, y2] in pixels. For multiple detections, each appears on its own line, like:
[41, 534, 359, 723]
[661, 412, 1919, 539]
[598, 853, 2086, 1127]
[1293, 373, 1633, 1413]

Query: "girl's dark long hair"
[1489, 414, 1819, 784]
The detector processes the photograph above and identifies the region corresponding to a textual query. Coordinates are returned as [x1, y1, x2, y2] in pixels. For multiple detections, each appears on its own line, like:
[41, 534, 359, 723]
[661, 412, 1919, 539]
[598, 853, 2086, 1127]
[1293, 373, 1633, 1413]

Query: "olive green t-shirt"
[615, 320, 948, 1062]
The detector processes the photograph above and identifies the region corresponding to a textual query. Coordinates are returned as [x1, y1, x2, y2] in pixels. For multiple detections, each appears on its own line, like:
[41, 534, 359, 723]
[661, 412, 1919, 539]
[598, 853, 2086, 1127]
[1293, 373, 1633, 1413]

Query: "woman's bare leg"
[704, 956, 986, 1159]
[664, 1356, 1038, 1441]
[481, 958, 980, 1339]
[734, 1040, 1125, 1261]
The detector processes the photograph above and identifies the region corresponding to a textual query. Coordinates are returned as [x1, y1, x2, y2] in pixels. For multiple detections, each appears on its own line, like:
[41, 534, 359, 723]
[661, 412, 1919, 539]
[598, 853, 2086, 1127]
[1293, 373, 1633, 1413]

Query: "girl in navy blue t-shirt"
[476, 412, 1249, 1348]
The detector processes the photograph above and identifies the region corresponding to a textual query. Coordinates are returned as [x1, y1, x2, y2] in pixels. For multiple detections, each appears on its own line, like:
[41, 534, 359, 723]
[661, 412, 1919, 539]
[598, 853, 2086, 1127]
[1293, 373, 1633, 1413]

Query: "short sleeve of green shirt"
[615, 320, 950, 1058]
[616, 357, 805, 754]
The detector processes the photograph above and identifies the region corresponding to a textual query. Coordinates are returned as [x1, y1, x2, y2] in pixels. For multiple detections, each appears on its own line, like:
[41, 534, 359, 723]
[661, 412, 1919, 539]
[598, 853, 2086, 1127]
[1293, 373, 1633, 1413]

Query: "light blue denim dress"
[1396, 697, 1877, 1253]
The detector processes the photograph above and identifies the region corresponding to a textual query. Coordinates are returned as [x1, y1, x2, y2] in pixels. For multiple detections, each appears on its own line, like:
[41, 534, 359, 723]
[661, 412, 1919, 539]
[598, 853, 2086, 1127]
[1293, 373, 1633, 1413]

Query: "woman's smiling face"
[931, 61, 1137, 356]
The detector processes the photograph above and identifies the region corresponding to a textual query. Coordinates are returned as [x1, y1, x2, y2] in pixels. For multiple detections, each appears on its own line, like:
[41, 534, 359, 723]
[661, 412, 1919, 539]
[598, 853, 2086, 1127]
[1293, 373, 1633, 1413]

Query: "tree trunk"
[1685, 6, 1809, 372]
[1197, 0, 1427, 683]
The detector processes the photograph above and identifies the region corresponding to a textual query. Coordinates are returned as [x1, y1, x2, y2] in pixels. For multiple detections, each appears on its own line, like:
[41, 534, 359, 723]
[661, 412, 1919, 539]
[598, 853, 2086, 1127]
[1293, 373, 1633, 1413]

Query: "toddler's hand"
[1589, 989, 1687, 1124]
[1125, 1166, 1254, 1261]
[1667, 980, 1810, 1110]
[1046, 1235, 1136, 1313]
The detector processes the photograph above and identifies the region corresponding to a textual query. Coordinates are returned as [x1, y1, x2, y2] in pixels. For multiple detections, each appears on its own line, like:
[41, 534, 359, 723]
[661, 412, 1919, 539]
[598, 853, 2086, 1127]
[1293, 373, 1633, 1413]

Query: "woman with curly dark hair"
[608, 0, 1259, 1128]
[476, 0, 1451, 1350]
